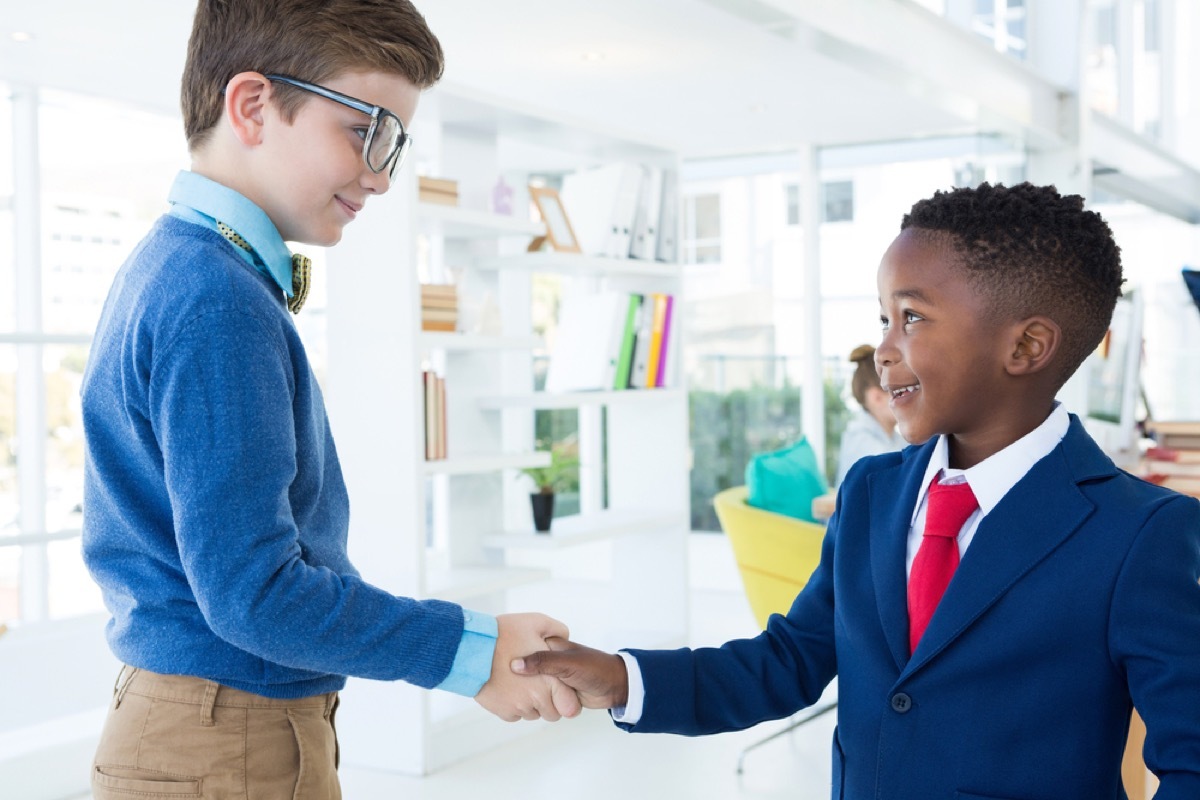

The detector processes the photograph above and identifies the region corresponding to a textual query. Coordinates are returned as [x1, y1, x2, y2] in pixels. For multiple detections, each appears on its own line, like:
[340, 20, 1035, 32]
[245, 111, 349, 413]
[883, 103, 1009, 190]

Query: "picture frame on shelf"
[528, 185, 582, 253]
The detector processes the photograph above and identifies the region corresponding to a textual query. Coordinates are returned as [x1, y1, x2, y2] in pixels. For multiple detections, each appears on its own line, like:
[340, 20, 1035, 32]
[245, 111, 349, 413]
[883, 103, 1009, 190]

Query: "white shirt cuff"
[610, 650, 645, 724]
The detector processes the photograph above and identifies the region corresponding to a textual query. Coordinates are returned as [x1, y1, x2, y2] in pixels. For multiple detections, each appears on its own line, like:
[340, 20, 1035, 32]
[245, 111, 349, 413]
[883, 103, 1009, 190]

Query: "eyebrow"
[885, 288, 933, 303]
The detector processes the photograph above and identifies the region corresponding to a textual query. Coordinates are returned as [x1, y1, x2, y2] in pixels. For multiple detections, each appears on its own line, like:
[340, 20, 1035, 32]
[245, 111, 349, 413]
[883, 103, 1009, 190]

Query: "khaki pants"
[92, 666, 340, 799]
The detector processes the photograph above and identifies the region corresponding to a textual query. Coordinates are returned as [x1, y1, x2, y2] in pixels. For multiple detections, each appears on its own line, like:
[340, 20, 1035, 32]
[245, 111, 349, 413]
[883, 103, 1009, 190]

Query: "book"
[437, 374, 447, 459]
[418, 176, 459, 194]
[644, 293, 668, 388]
[421, 319, 457, 332]
[420, 283, 458, 298]
[1145, 421, 1200, 450]
[420, 308, 459, 322]
[654, 294, 674, 387]
[418, 189, 458, 206]
[423, 370, 436, 460]
[1145, 446, 1200, 464]
[612, 294, 642, 390]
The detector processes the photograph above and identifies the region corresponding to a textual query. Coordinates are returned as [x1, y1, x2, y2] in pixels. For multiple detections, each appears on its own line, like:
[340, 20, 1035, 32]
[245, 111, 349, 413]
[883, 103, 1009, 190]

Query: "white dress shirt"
[614, 403, 1070, 725]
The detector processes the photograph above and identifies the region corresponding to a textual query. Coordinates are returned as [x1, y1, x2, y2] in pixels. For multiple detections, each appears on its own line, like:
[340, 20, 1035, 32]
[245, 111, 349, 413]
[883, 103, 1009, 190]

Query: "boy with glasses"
[82, 2, 578, 797]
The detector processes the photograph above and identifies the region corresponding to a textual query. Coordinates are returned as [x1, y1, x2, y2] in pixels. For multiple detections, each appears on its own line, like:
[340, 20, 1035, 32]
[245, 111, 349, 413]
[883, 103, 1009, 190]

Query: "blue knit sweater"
[82, 215, 464, 698]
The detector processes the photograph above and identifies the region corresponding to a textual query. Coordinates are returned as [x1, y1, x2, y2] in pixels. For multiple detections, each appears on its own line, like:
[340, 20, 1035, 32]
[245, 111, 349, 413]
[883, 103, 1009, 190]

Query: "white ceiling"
[0, 0, 971, 159]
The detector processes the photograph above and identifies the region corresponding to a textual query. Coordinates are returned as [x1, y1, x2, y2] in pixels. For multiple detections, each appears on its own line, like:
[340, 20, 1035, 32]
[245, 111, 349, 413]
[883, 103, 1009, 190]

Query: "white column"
[12, 85, 48, 622]
[799, 145, 825, 470]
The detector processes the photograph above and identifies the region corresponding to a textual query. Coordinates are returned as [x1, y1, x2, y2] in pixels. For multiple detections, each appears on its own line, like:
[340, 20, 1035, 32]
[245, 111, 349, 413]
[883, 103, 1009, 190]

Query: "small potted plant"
[520, 441, 579, 532]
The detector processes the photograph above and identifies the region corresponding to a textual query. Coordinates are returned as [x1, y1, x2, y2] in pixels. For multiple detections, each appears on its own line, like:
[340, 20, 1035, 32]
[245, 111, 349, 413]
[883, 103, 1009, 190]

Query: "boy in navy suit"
[515, 182, 1200, 798]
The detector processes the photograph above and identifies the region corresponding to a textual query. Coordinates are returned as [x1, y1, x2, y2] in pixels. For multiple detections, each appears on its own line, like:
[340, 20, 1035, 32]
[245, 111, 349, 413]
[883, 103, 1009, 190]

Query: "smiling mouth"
[886, 383, 920, 398]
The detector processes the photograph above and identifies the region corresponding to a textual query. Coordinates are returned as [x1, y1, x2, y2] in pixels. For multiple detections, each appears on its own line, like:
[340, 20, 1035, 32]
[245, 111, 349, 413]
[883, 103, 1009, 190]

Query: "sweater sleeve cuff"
[435, 609, 498, 697]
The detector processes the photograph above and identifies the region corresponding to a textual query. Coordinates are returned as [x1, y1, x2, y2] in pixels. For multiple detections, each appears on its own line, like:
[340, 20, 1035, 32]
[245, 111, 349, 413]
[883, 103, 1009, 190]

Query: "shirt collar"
[913, 402, 1070, 522]
[167, 170, 294, 297]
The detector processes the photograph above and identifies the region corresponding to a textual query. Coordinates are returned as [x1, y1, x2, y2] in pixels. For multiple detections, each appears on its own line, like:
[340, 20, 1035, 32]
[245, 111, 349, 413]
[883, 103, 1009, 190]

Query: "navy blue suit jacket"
[623, 416, 1200, 799]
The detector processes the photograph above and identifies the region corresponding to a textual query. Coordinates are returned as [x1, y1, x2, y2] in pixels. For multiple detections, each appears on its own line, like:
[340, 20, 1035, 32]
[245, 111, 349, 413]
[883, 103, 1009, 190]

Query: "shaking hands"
[473, 613, 628, 721]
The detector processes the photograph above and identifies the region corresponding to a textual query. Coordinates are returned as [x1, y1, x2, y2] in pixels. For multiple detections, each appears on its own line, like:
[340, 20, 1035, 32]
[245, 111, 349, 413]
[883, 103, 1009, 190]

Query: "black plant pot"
[530, 492, 555, 533]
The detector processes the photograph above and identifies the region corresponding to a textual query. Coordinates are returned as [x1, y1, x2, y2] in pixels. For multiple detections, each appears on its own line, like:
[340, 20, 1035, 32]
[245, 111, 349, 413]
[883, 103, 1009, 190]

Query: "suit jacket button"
[890, 692, 912, 713]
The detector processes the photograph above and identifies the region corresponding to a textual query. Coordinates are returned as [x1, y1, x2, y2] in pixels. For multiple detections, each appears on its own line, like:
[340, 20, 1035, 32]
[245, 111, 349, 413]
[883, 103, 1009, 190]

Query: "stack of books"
[418, 176, 459, 206]
[420, 283, 458, 332]
[1142, 421, 1200, 497]
[423, 369, 447, 461]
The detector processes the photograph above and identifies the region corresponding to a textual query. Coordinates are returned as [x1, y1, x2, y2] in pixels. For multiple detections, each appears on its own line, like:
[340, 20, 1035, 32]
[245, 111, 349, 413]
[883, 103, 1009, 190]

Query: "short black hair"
[901, 182, 1123, 386]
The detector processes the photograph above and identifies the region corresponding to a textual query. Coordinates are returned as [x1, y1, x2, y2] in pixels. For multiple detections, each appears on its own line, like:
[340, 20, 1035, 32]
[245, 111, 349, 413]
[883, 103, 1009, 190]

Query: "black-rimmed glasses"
[265, 74, 411, 178]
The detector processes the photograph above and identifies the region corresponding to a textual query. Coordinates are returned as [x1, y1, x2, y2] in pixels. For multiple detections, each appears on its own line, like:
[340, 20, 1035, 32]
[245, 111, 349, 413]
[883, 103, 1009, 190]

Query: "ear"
[1004, 316, 1061, 377]
[222, 72, 272, 147]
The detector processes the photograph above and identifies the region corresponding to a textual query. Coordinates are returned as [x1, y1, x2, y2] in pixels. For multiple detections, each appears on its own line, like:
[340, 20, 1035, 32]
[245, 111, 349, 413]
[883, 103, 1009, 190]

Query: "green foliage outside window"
[688, 376, 849, 531]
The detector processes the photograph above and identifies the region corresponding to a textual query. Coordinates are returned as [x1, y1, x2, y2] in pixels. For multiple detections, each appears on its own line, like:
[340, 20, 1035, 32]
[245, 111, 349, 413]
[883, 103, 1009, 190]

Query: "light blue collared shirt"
[165, 169, 498, 697]
[167, 170, 295, 298]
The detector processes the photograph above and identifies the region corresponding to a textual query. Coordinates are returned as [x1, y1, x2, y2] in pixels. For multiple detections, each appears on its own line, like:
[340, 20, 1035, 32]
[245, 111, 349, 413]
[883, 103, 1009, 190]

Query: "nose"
[876, 329, 899, 371]
[361, 164, 390, 195]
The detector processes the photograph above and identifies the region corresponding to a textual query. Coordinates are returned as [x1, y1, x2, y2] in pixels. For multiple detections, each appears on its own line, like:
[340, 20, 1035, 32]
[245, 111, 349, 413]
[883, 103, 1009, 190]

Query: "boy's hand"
[510, 637, 629, 710]
[475, 613, 582, 722]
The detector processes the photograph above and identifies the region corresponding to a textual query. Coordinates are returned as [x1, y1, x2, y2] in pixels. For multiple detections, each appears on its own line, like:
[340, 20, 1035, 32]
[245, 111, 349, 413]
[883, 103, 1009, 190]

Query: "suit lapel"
[903, 419, 1111, 675]
[869, 441, 936, 671]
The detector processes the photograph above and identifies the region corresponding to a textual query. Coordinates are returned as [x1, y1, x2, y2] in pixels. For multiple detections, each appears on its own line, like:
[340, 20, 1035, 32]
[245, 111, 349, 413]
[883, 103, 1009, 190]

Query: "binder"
[654, 294, 674, 387]
[628, 297, 655, 389]
[544, 288, 626, 393]
[644, 293, 668, 388]
[613, 294, 642, 390]
[560, 164, 627, 257]
[630, 166, 663, 260]
[655, 169, 679, 263]
[607, 164, 644, 258]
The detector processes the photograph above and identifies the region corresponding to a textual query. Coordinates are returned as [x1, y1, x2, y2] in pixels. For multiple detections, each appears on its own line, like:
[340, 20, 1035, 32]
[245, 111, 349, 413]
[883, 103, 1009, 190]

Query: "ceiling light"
[582, 52, 606, 63]
[11, 31, 33, 43]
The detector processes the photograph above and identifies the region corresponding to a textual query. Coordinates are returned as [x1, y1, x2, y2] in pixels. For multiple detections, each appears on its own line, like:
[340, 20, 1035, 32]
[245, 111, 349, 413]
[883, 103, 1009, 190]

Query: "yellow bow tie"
[217, 221, 310, 314]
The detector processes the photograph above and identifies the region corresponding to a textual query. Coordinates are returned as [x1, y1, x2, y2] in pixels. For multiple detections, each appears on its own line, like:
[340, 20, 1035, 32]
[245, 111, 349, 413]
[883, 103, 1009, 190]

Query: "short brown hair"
[181, 0, 444, 151]
[847, 344, 880, 406]
[901, 182, 1123, 387]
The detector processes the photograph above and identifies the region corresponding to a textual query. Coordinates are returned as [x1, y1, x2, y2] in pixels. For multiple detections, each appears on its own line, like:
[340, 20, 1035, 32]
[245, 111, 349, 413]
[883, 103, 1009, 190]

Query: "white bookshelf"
[326, 85, 688, 777]
[481, 508, 685, 550]
[475, 251, 681, 279]
[478, 388, 686, 411]
[422, 451, 548, 476]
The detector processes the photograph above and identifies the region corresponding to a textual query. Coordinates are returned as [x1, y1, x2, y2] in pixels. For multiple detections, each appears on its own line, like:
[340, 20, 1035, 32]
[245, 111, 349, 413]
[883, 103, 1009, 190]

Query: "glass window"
[1142, 0, 1160, 52]
[785, 183, 800, 226]
[0, 87, 13, 333]
[684, 193, 722, 264]
[822, 180, 855, 223]
[39, 89, 188, 335]
[44, 344, 87, 533]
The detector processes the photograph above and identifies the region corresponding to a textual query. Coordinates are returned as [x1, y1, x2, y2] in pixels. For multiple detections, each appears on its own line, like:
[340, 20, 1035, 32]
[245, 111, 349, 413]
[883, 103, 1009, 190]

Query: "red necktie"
[908, 478, 978, 654]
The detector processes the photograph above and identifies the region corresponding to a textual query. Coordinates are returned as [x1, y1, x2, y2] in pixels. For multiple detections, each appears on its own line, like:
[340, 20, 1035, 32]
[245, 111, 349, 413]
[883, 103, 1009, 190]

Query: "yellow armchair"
[713, 485, 826, 628]
[713, 485, 835, 773]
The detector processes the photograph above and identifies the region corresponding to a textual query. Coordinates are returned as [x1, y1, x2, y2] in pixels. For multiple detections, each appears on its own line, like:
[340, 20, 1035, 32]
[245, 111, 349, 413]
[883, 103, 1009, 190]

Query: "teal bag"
[744, 437, 828, 523]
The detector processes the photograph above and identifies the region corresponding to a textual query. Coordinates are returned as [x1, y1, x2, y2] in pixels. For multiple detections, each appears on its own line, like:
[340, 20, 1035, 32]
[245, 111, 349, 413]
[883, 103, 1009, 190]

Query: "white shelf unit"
[325, 86, 688, 776]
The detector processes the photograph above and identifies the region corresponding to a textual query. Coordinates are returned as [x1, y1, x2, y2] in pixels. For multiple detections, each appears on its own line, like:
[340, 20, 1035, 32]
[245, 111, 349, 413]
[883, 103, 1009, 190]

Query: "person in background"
[835, 344, 905, 485]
